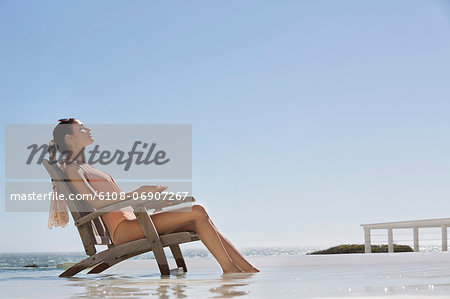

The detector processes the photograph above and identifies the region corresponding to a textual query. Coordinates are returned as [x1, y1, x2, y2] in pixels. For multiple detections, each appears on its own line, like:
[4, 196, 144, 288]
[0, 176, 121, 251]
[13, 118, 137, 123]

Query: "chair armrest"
[75, 196, 195, 227]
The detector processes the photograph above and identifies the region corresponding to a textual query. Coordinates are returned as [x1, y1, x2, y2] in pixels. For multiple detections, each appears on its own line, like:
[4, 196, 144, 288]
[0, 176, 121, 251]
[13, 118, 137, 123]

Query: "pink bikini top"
[74, 162, 136, 243]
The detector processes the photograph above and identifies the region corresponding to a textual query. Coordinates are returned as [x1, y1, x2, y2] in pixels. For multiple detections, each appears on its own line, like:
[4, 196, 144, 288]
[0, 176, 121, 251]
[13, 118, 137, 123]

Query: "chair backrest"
[42, 159, 112, 255]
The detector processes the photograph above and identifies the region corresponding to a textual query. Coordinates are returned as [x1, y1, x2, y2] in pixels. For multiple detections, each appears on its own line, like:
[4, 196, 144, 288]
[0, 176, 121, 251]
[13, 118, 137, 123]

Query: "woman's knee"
[192, 204, 209, 220]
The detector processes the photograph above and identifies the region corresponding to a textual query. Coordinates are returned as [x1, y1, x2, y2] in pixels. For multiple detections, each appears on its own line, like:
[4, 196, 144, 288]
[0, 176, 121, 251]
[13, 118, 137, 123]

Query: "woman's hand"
[124, 185, 168, 200]
[134, 185, 178, 210]
[135, 185, 168, 194]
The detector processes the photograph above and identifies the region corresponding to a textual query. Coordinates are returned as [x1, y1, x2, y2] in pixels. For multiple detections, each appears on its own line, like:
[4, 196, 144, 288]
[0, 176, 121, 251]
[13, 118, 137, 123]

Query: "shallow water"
[2, 251, 450, 298]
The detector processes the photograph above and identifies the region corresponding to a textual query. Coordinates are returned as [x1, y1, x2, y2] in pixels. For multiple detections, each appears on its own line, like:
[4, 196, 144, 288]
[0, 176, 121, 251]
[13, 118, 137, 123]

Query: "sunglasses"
[58, 118, 74, 124]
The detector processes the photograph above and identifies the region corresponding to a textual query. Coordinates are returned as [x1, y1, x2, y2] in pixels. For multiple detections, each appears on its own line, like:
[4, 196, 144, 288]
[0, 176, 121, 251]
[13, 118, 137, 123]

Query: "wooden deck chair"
[42, 159, 199, 277]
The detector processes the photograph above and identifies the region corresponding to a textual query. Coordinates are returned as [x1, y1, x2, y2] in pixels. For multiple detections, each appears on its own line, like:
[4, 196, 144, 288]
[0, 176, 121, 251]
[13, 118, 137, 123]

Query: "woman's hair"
[48, 118, 79, 163]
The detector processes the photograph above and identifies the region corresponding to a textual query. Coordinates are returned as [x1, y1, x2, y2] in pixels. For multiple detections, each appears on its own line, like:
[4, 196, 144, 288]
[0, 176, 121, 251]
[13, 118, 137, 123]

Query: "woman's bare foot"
[222, 263, 243, 274]
[223, 269, 243, 274]
[246, 267, 260, 273]
[241, 266, 260, 273]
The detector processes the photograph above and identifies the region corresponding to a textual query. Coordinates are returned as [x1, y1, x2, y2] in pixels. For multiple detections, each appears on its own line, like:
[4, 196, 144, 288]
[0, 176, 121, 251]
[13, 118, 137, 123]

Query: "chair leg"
[87, 262, 111, 274]
[153, 247, 170, 275]
[59, 254, 103, 277]
[87, 245, 157, 274]
[170, 244, 187, 272]
[87, 247, 151, 274]
[134, 208, 171, 275]
[89, 244, 188, 275]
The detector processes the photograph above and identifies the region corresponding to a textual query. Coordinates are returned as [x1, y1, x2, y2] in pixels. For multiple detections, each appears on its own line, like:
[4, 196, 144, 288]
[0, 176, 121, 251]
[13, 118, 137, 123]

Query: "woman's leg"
[216, 233, 259, 272]
[114, 205, 241, 273]
[179, 224, 259, 273]
[169, 206, 259, 273]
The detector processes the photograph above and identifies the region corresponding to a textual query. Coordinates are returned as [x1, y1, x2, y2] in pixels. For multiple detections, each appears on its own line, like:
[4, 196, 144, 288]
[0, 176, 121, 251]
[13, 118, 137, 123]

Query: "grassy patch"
[308, 244, 413, 254]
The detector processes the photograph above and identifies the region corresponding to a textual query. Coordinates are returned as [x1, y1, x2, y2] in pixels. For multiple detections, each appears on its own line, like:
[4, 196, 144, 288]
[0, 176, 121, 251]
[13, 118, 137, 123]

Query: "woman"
[50, 118, 259, 274]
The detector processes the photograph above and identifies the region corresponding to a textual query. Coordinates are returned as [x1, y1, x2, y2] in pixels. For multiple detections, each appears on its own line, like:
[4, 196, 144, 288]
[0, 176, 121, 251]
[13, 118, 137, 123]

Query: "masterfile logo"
[4, 124, 192, 212]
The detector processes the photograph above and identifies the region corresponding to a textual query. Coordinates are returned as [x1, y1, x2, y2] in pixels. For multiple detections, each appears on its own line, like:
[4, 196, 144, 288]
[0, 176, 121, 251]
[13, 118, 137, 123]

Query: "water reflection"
[66, 275, 152, 297]
[65, 272, 255, 298]
[209, 283, 249, 297]
[209, 273, 254, 298]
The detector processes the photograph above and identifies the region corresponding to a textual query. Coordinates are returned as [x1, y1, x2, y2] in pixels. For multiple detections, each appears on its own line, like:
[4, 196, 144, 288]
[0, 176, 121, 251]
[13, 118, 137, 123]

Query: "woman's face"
[65, 119, 94, 149]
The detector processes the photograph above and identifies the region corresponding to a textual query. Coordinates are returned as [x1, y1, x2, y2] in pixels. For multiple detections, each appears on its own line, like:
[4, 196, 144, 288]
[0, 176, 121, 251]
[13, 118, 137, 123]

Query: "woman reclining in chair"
[49, 118, 259, 274]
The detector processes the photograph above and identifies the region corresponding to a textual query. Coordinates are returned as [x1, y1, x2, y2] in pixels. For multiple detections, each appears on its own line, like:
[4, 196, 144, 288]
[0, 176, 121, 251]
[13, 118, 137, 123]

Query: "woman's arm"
[65, 165, 169, 208]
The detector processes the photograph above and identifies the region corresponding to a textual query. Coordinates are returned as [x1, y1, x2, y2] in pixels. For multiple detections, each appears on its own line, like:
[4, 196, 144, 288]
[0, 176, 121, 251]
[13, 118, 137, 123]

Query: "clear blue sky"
[1, 0, 449, 252]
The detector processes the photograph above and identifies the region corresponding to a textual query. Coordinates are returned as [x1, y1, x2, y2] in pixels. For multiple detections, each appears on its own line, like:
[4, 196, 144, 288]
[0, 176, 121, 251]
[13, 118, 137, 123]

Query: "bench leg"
[170, 244, 187, 272]
[59, 254, 103, 277]
[134, 208, 170, 275]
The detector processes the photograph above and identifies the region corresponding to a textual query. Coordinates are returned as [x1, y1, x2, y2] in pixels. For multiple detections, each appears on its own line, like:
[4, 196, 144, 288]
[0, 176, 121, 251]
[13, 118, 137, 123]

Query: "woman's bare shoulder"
[63, 163, 84, 179]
